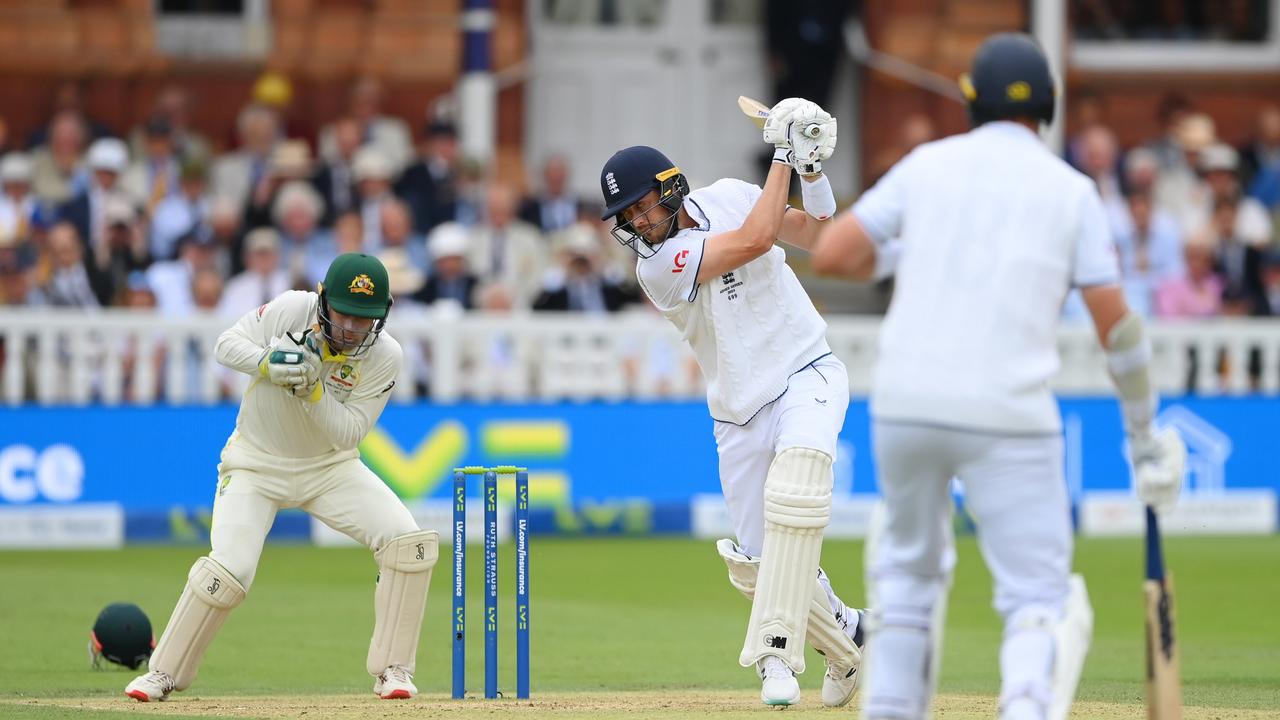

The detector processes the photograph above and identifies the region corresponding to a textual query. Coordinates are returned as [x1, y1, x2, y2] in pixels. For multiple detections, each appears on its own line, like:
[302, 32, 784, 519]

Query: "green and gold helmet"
[317, 253, 393, 357]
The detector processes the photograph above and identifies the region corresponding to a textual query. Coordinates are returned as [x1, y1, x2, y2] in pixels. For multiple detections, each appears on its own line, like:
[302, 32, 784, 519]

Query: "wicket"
[452, 466, 531, 700]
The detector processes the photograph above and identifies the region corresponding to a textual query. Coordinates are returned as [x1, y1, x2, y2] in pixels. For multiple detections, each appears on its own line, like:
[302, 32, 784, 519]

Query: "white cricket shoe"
[822, 608, 866, 707]
[373, 665, 417, 699]
[124, 670, 174, 702]
[757, 655, 800, 707]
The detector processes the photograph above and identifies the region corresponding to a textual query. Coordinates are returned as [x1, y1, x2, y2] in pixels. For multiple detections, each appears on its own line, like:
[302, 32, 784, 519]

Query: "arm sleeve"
[635, 237, 706, 311]
[302, 340, 402, 451]
[851, 155, 911, 245]
[1071, 188, 1122, 288]
[214, 291, 313, 376]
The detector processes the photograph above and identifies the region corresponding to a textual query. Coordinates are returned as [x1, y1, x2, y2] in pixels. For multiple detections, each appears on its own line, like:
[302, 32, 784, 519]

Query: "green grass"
[0, 536, 1277, 712]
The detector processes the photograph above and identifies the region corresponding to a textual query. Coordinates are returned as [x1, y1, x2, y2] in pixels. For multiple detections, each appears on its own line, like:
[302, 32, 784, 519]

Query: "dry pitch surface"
[5, 692, 1275, 720]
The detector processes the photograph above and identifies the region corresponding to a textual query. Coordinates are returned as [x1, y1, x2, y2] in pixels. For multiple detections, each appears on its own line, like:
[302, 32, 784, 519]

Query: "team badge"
[340, 364, 353, 379]
[348, 274, 375, 296]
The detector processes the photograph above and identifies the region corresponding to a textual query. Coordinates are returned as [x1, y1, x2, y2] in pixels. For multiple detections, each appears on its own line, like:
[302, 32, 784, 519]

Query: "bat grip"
[1144, 505, 1165, 582]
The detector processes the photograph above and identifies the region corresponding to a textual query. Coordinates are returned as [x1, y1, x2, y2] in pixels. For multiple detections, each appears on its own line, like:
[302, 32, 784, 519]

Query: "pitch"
[1, 536, 1277, 718]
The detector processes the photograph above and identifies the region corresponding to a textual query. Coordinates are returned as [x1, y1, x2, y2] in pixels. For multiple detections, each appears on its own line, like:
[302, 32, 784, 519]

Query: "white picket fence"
[3, 308, 1280, 406]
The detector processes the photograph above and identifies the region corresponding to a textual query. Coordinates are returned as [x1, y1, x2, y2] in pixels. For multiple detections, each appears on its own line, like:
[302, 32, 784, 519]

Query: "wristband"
[800, 173, 836, 220]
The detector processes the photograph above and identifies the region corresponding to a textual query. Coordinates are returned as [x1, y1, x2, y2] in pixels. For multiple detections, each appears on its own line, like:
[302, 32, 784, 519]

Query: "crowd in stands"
[0, 77, 642, 321]
[1063, 95, 1280, 322]
[1, 78, 1279, 326]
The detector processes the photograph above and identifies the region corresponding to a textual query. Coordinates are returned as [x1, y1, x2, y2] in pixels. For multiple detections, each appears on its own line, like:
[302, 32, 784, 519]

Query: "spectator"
[1154, 112, 1216, 233]
[1112, 188, 1184, 280]
[319, 77, 413, 175]
[354, 146, 398, 250]
[147, 229, 220, 317]
[312, 116, 362, 225]
[1143, 93, 1193, 172]
[467, 182, 546, 307]
[192, 267, 224, 313]
[41, 222, 100, 308]
[1239, 104, 1280, 188]
[1157, 230, 1223, 317]
[218, 228, 290, 318]
[244, 139, 313, 231]
[93, 196, 151, 305]
[150, 158, 210, 262]
[414, 222, 478, 309]
[1077, 125, 1123, 210]
[1211, 195, 1268, 315]
[122, 270, 156, 310]
[59, 137, 132, 266]
[0, 153, 37, 246]
[520, 155, 579, 233]
[375, 200, 429, 297]
[1191, 144, 1272, 248]
[271, 180, 331, 289]
[323, 211, 366, 279]
[25, 81, 113, 148]
[397, 120, 460, 234]
[0, 250, 39, 306]
[207, 195, 244, 277]
[211, 104, 280, 211]
[533, 222, 638, 313]
[1263, 250, 1280, 315]
[30, 111, 88, 205]
[129, 86, 211, 163]
[121, 114, 182, 213]
[764, 0, 850, 112]
[1121, 147, 1161, 195]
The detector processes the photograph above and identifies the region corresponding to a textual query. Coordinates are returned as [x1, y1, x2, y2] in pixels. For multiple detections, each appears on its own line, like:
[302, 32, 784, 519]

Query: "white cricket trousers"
[865, 420, 1072, 719]
[210, 443, 418, 590]
[713, 355, 850, 556]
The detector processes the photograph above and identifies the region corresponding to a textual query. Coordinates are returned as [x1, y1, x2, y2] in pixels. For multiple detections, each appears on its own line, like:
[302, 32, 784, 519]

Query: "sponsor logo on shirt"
[672, 249, 690, 273]
[720, 271, 743, 301]
[256, 304, 267, 320]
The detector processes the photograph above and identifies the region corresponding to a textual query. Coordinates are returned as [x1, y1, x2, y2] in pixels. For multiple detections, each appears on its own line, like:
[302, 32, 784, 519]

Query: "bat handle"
[1145, 505, 1165, 583]
[802, 123, 822, 138]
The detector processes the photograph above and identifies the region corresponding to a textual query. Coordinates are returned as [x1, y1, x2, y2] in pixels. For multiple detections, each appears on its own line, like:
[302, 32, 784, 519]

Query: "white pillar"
[1031, 0, 1068, 155]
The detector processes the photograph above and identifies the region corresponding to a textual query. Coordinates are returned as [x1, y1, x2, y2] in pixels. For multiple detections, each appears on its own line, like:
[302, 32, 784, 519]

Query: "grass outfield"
[0, 536, 1277, 718]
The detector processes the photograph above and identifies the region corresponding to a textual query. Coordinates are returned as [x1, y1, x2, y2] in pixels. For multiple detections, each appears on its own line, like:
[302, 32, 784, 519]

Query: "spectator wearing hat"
[1155, 230, 1224, 319]
[0, 153, 37, 247]
[218, 228, 290, 319]
[243, 139, 313, 231]
[319, 77, 413, 175]
[520, 154, 581, 234]
[397, 119, 461, 234]
[1198, 143, 1272, 247]
[1143, 93, 1194, 173]
[354, 146, 398, 250]
[40, 222, 103, 308]
[271, 180, 331, 289]
[466, 182, 546, 308]
[59, 137, 132, 264]
[1154, 112, 1217, 231]
[94, 195, 151, 304]
[414, 222, 479, 308]
[122, 114, 183, 212]
[30, 111, 89, 205]
[312, 116, 362, 225]
[151, 158, 212, 262]
[211, 104, 281, 212]
[147, 228, 221, 317]
[0, 248, 40, 306]
[533, 222, 638, 313]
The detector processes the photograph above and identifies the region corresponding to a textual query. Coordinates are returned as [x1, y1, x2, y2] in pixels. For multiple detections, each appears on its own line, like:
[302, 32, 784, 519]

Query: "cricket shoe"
[821, 607, 867, 708]
[373, 665, 417, 699]
[124, 670, 174, 702]
[757, 655, 801, 707]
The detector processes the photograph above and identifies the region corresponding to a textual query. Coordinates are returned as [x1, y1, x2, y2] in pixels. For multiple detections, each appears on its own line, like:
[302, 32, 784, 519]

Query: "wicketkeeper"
[126, 253, 437, 702]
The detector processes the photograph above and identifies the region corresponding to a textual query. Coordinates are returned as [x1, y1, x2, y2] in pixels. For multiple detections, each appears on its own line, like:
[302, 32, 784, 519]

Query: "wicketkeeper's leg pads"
[149, 556, 247, 690]
[739, 447, 833, 672]
[367, 530, 439, 676]
[718, 539, 861, 674]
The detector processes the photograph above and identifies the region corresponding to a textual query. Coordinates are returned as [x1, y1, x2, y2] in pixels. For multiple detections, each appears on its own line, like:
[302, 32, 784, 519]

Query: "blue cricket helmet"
[599, 146, 690, 257]
[959, 33, 1056, 128]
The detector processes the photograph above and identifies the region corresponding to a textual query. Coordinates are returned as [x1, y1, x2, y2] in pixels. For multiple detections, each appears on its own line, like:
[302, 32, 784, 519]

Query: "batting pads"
[718, 540, 861, 674]
[1048, 574, 1093, 720]
[739, 447, 833, 672]
[367, 530, 439, 676]
[149, 556, 246, 690]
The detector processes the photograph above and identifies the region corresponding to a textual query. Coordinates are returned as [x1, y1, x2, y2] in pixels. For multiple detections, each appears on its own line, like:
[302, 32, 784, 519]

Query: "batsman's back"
[861, 122, 1117, 434]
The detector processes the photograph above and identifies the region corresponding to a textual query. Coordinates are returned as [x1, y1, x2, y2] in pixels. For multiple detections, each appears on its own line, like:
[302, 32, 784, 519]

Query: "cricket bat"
[1144, 506, 1183, 720]
[736, 95, 823, 138]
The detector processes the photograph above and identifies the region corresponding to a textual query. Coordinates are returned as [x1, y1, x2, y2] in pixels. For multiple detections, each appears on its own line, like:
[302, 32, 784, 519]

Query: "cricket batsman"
[126, 253, 437, 702]
[599, 97, 865, 708]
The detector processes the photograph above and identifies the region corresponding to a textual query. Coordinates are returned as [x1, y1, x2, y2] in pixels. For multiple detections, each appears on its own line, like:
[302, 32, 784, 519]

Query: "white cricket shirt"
[852, 122, 1120, 433]
[214, 290, 402, 472]
[636, 178, 830, 425]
